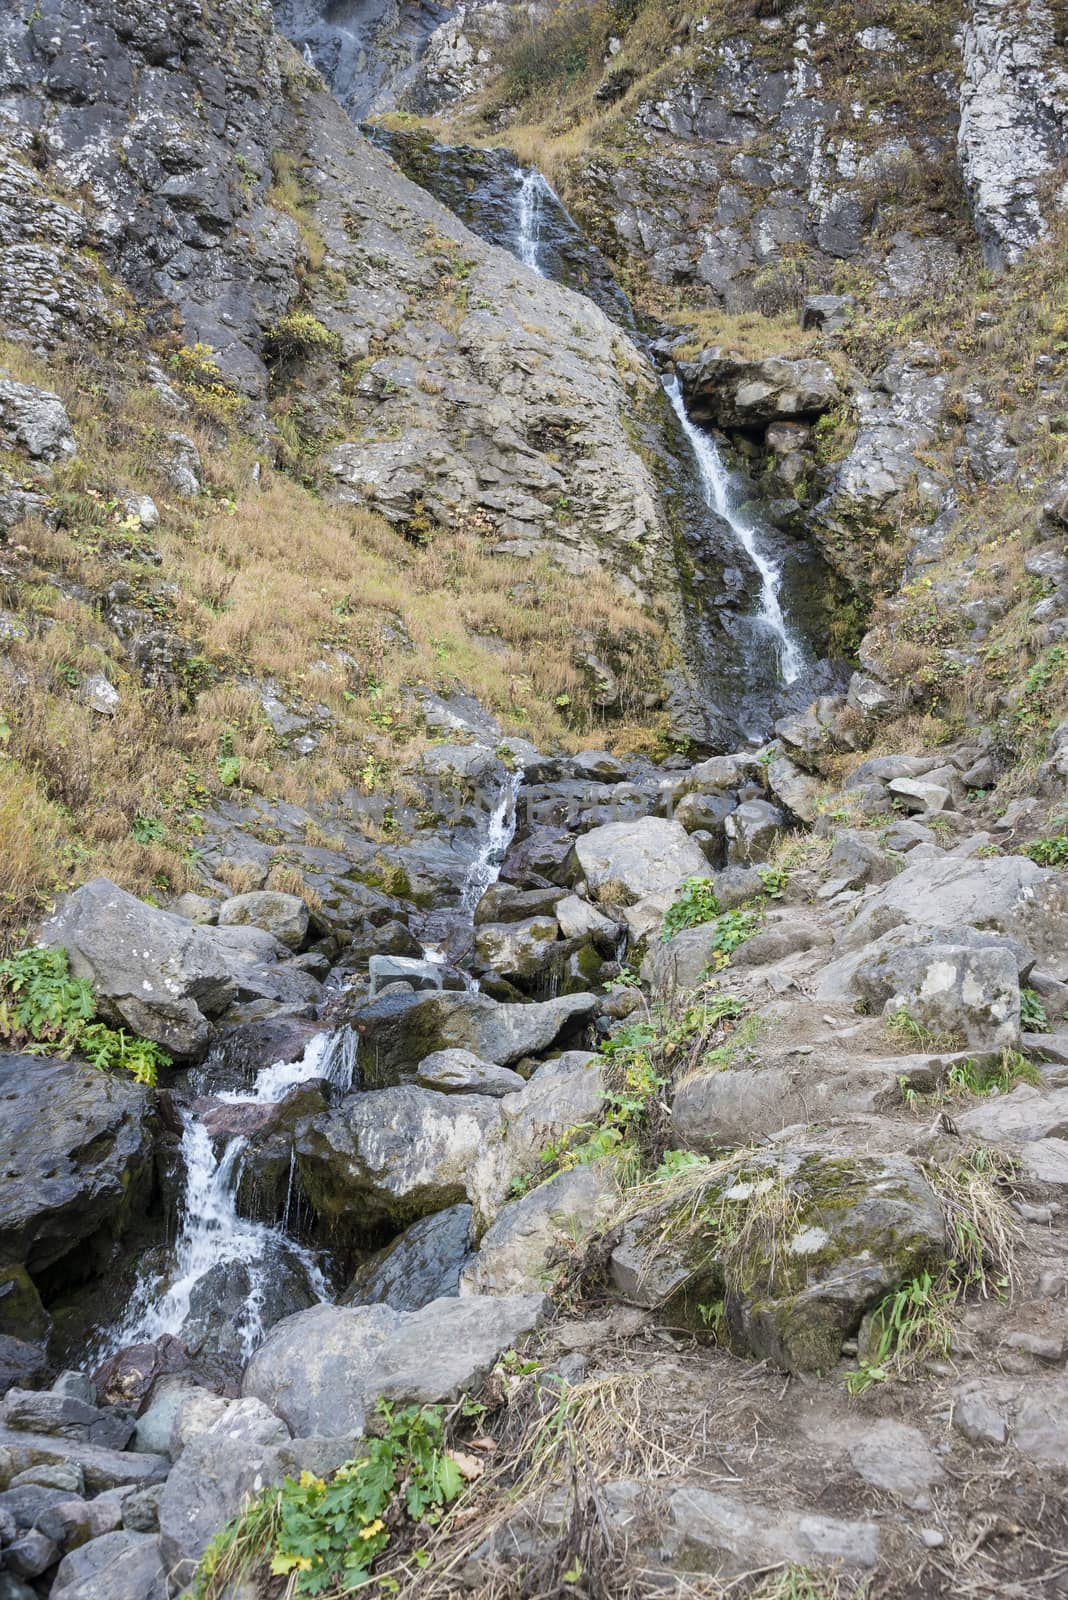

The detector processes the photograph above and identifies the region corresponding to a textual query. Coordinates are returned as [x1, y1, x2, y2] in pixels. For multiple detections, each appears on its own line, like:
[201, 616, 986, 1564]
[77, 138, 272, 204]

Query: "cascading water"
[458, 769, 524, 920]
[106, 1029, 357, 1361]
[515, 169, 551, 275]
[665, 375, 805, 686]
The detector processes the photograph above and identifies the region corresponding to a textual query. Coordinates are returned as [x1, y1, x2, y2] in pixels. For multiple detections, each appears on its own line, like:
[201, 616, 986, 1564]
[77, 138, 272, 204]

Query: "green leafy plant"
[1022, 833, 1068, 867]
[0, 946, 168, 1085]
[945, 1051, 1041, 1098]
[195, 1402, 465, 1597]
[661, 876, 719, 939]
[131, 814, 165, 845]
[1020, 987, 1050, 1032]
[847, 1270, 955, 1396]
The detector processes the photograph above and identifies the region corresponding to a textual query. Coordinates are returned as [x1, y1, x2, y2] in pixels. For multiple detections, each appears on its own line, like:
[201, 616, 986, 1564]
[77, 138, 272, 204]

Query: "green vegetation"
[661, 874, 718, 939]
[1020, 986, 1050, 1032]
[848, 1146, 1018, 1395]
[265, 309, 338, 360]
[0, 945, 169, 1085]
[1022, 829, 1068, 868]
[195, 1402, 465, 1597]
[944, 1051, 1042, 1097]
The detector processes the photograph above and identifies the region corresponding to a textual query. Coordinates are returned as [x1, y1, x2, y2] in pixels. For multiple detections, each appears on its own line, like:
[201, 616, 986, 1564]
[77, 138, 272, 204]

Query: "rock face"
[347, 989, 597, 1083]
[0, 1054, 153, 1278]
[958, 0, 1068, 267]
[39, 880, 236, 1057]
[678, 353, 840, 429]
[342, 1205, 475, 1311]
[242, 1294, 550, 1436]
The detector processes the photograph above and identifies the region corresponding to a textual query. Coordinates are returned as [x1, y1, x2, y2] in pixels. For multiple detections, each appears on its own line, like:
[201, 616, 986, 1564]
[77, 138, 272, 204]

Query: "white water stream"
[516, 168, 553, 274]
[459, 768, 524, 919]
[108, 1029, 357, 1362]
[665, 375, 804, 685]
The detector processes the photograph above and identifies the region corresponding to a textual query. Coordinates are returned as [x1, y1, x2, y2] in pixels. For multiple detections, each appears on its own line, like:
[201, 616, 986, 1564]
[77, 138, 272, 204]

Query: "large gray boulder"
[49, 1530, 165, 1599]
[473, 917, 560, 983]
[242, 1294, 550, 1437]
[39, 879, 237, 1056]
[346, 989, 597, 1084]
[725, 800, 786, 864]
[1, 1390, 133, 1452]
[0, 1054, 153, 1276]
[677, 352, 840, 428]
[0, 1427, 169, 1494]
[666, 1487, 878, 1575]
[342, 1205, 474, 1311]
[471, 1052, 606, 1223]
[415, 1050, 525, 1097]
[829, 852, 1068, 968]
[296, 1085, 503, 1235]
[462, 1164, 617, 1296]
[879, 943, 1021, 1050]
[574, 818, 708, 936]
[216, 890, 309, 950]
[0, 375, 76, 461]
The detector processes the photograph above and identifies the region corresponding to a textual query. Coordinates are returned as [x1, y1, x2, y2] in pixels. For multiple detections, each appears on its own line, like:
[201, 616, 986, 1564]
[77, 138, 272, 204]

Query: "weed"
[661, 875, 719, 939]
[0, 945, 168, 1085]
[884, 1006, 961, 1053]
[945, 1051, 1041, 1097]
[1020, 987, 1049, 1032]
[846, 1270, 955, 1396]
[1022, 831, 1068, 867]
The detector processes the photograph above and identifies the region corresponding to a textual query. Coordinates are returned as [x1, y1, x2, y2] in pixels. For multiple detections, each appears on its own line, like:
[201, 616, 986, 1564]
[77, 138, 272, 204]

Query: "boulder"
[831, 854, 1068, 967]
[0, 1428, 169, 1494]
[463, 1164, 618, 1296]
[346, 990, 597, 1083]
[879, 943, 1021, 1050]
[671, 1063, 918, 1148]
[474, 884, 566, 924]
[296, 1085, 503, 1235]
[725, 800, 786, 864]
[39, 879, 237, 1056]
[764, 754, 821, 824]
[49, 1530, 165, 1599]
[242, 1294, 549, 1437]
[499, 829, 577, 888]
[415, 1050, 526, 1097]
[677, 353, 840, 429]
[570, 750, 627, 782]
[553, 894, 622, 948]
[847, 1420, 943, 1510]
[0, 1055, 153, 1276]
[472, 1052, 606, 1223]
[216, 891, 309, 950]
[575, 817, 708, 905]
[473, 917, 560, 982]
[0, 376, 76, 461]
[342, 1205, 474, 1311]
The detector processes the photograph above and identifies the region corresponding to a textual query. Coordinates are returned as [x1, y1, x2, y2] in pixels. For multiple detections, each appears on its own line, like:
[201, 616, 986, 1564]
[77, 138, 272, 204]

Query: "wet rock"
[415, 1050, 525, 1097]
[473, 884, 566, 924]
[0, 1339, 48, 1393]
[346, 990, 597, 1082]
[499, 829, 578, 889]
[217, 891, 309, 951]
[243, 1294, 550, 1437]
[341, 1205, 474, 1311]
[1, 1391, 134, 1452]
[725, 799, 786, 863]
[296, 1084, 502, 1236]
[678, 353, 840, 429]
[93, 1336, 193, 1415]
[39, 878, 237, 1056]
[0, 1054, 153, 1277]
[179, 1247, 320, 1364]
[473, 917, 560, 983]
[463, 1163, 617, 1296]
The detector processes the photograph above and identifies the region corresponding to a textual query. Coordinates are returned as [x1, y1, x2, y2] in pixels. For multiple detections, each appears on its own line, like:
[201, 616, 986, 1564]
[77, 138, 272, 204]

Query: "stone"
[0, 1054, 153, 1276]
[162, 432, 201, 497]
[39, 878, 237, 1056]
[120, 1484, 163, 1534]
[415, 1049, 525, 1097]
[2, 1390, 134, 1452]
[131, 1380, 205, 1458]
[473, 884, 566, 924]
[79, 673, 120, 716]
[802, 294, 854, 332]
[725, 800, 786, 864]
[881, 944, 1022, 1051]
[473, 917, 560, 983]
[570, 750, 626, 782]
[951, 1383, 1005, 1446]
[473, 1053, 606, 1222]
[169, 1390, 232, 1460]
[575, 817, 708, 905]
[553, 894, 622, 947]
[367, 955, 444, 996]
[4, 1528, 59, 1578]
[667, 1487, 879, 1574]
[671, 1064, 910, 1149]
[217, 891, 309, 950]
[243, 1294, 550, 1437]
[678, 353, 841, 428]
[0, 1428, 169, 1494]
[93, 1335, 193, 1414]
[765, 754, 821, 824]
[10, 1460, 84, 1494]
[499, 830, 578, 889]
[0, 376, 76, 461]
[296, 1084, 502, 1235]
[463, 1164, 618, 1296]
[342, 1205, 474, 1311]
[887, 776, 951, 813]
[847, 1420, 943, 1509]
[345, 989, 597, 1082]
[51, 1374, 96, 1408]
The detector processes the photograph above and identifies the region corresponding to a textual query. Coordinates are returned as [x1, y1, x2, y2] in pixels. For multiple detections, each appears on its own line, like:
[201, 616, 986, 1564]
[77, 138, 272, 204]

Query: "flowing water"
[459, 769, 524, 919]
[665, 375, 805, 686]
[106, 1029, 358, 1361]
[516, 169, 551, 274]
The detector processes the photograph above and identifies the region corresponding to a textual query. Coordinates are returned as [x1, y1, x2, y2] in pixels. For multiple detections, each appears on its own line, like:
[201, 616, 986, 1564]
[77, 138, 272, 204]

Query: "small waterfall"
[665, 375, 804, 686]
[106, 1029, 357, 1361]
[516, 169, 551, 275]
[459, 769, 524, 919]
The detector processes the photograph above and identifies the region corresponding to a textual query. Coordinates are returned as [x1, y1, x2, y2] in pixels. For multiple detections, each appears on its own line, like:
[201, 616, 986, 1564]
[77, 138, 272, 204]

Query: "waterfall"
[516, 169, 551, 274]
[459, 769, 524, 919]
[106, 1029, 357, 1361]
[665, 375, 804, 686]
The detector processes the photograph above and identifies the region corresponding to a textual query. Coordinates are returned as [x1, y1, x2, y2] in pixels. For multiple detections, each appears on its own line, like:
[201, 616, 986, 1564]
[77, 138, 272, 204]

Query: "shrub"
[265, 310, 337, 361]
[0, 945, 168, 1085]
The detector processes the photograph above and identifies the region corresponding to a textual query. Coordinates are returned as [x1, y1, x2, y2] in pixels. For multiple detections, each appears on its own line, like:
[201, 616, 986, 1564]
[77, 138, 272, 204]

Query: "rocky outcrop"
[678, 354, 840, 431]
[958, 0, 1068, 267]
